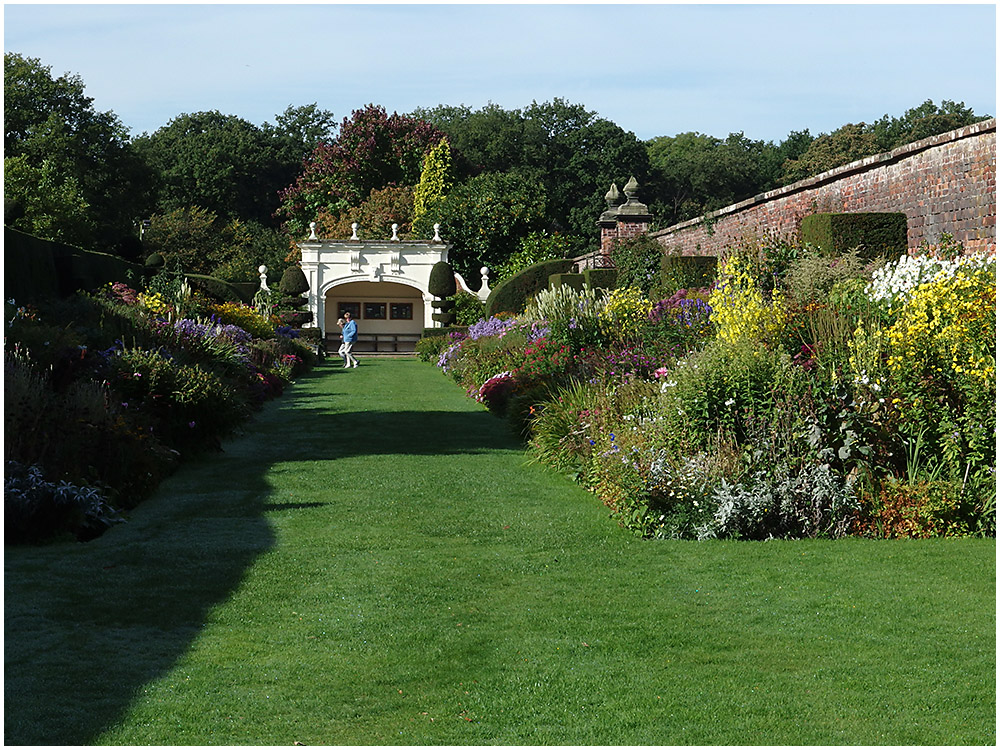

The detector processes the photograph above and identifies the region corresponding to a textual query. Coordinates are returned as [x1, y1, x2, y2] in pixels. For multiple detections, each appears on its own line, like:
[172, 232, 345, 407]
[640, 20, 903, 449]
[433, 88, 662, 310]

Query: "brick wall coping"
[650, 118, 997, 240]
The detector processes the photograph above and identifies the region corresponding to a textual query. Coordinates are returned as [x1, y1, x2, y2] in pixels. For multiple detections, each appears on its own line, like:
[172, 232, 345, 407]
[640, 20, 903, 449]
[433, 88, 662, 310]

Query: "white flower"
[724, 398, 736, 407]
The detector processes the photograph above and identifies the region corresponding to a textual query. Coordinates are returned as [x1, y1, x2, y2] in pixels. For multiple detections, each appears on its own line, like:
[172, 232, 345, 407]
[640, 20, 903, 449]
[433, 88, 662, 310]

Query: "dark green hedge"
[5, 226, 144, 303]
[661, 254, 717, 292]
[5, 227, 60, 302]
[548, 273, 586, 291]
[229, 282, 259, 303]
[185, 274, 248, 303]
[485, 258, 575, 317]
[583, 268, 618, 291]
[800, 213, 907, 258]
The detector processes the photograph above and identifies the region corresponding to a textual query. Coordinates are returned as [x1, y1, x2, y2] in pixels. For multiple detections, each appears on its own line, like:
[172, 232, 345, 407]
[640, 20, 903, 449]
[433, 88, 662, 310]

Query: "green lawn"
[4, 359, 995, 745]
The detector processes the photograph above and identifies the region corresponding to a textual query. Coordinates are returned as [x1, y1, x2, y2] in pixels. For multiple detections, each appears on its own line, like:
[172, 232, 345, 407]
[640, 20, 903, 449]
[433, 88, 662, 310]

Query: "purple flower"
[468, 316, 517, 340]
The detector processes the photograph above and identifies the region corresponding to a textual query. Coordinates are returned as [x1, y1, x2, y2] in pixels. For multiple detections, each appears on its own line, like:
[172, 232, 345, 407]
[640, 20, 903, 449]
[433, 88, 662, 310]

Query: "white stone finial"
[351, 222, 359, 241]
[433, 223, 442, 243]
[308, 222, 318, 240]
[391, 223, 399, 241]
[258, 265, 269, 291]
[480, 266, 491, 298]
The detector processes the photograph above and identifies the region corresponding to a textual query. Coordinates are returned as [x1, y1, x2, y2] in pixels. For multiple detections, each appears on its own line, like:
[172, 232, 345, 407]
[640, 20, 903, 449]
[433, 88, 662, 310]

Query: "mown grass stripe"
[4, 359, 994, 745]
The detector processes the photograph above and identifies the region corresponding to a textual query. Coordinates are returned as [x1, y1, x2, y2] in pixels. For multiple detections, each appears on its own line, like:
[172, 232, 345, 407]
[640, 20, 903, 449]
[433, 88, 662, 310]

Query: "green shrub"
[279, 265, 310, 295]
[662, 339, 806, 447]
[485, 258, 575, 318]
[495, 230, 574, 281]
[528, 379, 597, 476]
[610, 234, 664, 296]
[660, 252, 717, 294]
[450, 291, 485, 326]
[4, 226, 59, 302]
[800, 212, 907, 258]
[429, 261, 458, 325]
[783, 248, 870, 305]
[4, 226, 147, 303]
[108, 348, 249, 452]
[428, 260, 457, 298]
[583, 267, 618, 291]
[415, 335, 452, 362]
[185, 273, 246, 303]
[548, 273, 585, 291]
[297, 327, 323, 349]
[4, 352, 175, 510]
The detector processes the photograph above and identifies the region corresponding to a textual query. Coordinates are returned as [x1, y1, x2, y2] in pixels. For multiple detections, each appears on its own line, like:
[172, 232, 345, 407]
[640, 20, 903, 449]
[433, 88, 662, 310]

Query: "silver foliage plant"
[702, 463, 858, 540]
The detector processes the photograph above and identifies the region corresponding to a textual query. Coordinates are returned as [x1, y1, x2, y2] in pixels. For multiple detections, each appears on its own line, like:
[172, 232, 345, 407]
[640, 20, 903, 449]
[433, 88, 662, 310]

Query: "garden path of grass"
[4, 359, 995, 745]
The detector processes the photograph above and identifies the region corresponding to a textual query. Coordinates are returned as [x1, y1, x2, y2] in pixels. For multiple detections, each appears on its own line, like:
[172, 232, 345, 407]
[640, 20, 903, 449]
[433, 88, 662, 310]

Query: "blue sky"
[4, 3, 996, 143]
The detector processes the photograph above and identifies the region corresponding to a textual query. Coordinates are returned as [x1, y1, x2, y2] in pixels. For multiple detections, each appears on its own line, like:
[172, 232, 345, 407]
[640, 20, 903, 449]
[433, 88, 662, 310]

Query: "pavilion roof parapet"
[306, 220, 445, 244]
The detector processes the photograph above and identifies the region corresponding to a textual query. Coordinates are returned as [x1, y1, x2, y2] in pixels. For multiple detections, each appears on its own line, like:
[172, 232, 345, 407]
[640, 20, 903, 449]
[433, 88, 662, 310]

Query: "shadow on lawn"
[3, 361, 520, 745]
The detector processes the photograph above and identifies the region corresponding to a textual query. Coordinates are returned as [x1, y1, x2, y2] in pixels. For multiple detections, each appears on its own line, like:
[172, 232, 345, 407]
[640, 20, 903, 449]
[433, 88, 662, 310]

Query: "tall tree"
[4, 155, 93, 245]
[4, 52, 151, 250]
[646, 131, 793, 226]
[415, 99, 651, 249]
[413, 137, 453, 231]
[869, 99, 989, 151]
[423, 171, 547, 281]
[411, 103, 545, 179]
[781, 123, 881, 184]
[276, 104, 446, 237]
[265, 103, 337, 162]
[133, 111, 290, 225]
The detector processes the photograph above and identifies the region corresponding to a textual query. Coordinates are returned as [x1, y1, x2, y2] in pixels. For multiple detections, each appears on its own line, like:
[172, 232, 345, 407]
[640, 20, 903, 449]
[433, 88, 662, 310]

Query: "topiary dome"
[428, 261, 457, 298]
[279, 265, 310, 296]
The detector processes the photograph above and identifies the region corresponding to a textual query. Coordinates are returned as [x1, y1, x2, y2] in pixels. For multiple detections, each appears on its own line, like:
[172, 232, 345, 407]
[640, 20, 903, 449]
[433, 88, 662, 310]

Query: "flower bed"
[434, 238, 996, 540]
[5, 283, 316, 543]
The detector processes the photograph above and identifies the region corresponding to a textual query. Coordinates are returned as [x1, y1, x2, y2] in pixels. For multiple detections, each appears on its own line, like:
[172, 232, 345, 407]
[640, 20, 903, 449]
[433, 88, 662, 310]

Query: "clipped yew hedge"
[800, 212, 907, 258]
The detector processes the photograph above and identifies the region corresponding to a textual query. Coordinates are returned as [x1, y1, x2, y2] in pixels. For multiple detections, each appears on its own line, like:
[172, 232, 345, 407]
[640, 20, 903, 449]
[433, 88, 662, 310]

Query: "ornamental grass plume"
[524, 284, 607, 348]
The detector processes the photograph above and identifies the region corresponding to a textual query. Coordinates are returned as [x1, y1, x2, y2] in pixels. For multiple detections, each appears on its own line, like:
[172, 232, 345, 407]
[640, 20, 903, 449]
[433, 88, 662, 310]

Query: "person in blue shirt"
[335, 317, 348, 365]
[341, 311, 359, 368]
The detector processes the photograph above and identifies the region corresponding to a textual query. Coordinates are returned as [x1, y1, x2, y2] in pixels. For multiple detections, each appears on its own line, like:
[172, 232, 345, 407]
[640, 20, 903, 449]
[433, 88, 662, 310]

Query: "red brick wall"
[600, 223, 618, 254]
[650, 119, 996, 256]
[600, 217, 651, 254]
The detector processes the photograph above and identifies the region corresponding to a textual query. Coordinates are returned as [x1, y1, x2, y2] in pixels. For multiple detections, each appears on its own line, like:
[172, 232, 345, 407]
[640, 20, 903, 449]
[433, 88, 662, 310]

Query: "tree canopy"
[4, 49, 992, 286]
[414, 98, 651, 248]
[276, 104, 447, 237]
[4, 52, 151, 249]
[133, 110, 296, 225]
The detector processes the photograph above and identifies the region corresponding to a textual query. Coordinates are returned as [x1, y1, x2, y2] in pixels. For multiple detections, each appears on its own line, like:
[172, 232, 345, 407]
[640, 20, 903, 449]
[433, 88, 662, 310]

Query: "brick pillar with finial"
[615, 176, 652, 243]
[598, 182, 623, 260]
